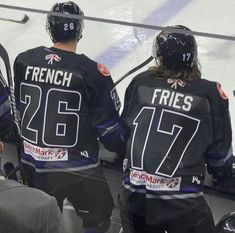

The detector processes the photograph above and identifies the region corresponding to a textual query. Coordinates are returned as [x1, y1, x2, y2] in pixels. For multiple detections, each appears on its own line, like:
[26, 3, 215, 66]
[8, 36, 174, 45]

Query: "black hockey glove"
[207, 156, 235, 182]
[0, 121, 20, 145]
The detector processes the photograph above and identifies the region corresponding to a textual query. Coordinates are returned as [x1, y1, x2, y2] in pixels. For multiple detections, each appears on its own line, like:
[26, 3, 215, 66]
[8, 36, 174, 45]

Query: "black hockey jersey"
[121, 70, 233, 200]
[0, 71, 13, 139]
[13, 46, 125, 172]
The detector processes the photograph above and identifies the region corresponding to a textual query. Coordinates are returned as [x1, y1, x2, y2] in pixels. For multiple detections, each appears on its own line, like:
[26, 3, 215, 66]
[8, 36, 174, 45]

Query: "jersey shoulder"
[81, 55, 111, 77]
[80, 55, 113, 89]
[16, 46, 45, 58]
[14, 46, 46, 64]
[195, 79, 228, 101]
[130, 69, 164, 90]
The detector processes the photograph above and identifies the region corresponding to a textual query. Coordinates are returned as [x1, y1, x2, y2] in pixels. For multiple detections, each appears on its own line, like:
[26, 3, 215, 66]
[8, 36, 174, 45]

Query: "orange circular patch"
[97, 64, 110, 77]
[216, 83, 228, 100]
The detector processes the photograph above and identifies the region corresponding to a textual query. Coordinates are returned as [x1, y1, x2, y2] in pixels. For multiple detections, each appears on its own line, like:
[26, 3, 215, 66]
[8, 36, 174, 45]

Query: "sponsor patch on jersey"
[216, 83, 228, 99]
[129, 169, 181, 191]
[45, 53, 61, 65]
[97, 64, 110, 77]
[23, 140, 68, 161]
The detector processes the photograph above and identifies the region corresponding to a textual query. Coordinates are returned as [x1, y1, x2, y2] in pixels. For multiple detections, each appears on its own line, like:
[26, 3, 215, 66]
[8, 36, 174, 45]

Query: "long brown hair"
[148, 59, 201, 81]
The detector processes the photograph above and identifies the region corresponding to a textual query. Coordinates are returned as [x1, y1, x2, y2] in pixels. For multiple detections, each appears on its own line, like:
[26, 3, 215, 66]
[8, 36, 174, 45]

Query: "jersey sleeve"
[205, 82, 234, 178]
[0, 71, 15, 141]
[88, 63, 126, 155]
[121, 78, 136, 138]
[121, 78, 136, 119]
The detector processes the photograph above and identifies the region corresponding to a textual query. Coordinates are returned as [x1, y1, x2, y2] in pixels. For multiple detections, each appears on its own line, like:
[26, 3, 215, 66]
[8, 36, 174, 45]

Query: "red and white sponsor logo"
[97, 64, 110, 77]
[45, 54, 61, 65]
[130, 169, 181, 191]
[216, 83, 228, 100]
[23, 140, 68, 161]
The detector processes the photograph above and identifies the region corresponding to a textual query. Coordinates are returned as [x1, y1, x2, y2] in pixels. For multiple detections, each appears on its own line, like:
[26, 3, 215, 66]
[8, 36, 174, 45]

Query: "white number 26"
[64, 23, 75, 31]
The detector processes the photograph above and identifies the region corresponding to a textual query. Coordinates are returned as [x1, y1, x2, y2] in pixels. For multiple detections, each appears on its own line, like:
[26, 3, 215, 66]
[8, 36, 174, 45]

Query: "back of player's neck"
[53, 41, 77, 53]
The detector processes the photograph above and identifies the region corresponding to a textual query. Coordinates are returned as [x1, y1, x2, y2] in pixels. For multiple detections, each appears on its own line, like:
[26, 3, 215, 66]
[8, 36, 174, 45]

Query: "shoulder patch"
[216, 83, 228, 100]
[97, 64, 110, 77]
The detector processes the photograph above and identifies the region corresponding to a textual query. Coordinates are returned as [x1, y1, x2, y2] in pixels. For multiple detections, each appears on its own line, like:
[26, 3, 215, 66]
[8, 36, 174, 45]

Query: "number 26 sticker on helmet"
[46, 1, 84, 43]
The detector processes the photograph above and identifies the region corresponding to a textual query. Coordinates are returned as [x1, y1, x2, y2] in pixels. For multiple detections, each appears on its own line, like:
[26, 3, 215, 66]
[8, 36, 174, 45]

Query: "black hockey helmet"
[216, 212, 235, 233]
[152, 25, 197, 71]
[46, 1, 84, 43]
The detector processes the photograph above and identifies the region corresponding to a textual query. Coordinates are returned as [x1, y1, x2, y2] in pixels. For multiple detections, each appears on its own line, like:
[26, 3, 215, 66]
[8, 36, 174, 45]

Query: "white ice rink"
[1, 0, 235, 232]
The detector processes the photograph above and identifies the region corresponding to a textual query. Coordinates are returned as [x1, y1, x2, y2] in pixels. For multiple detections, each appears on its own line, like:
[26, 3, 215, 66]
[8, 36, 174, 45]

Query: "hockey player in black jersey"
[13, 2, 126, 233]
[119, 25, 234, 233]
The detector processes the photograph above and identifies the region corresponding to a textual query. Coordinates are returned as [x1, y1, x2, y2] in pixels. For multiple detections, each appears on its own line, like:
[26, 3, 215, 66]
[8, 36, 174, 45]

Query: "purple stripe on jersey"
[123, 175, 130, 183]
[95, 117, 119, 129]
[95, 0, 194, 69]
[0, 95, 8, 104]
[179, 186, 202, 193]
[0, 109, 11, 120]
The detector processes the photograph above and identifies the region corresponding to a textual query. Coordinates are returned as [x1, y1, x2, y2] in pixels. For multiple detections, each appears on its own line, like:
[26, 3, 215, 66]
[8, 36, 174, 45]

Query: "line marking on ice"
[95, 0, 194, 68]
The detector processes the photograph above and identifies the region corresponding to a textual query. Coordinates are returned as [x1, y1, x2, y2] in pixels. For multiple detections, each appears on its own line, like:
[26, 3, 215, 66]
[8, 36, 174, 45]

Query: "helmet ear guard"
[152, 25, 198, 71]
[46, 1, 84, 43]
